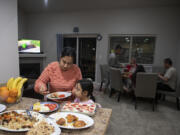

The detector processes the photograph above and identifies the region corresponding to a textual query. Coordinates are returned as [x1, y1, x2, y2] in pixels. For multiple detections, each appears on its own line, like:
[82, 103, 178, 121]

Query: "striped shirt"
[34, 61, 82, 93]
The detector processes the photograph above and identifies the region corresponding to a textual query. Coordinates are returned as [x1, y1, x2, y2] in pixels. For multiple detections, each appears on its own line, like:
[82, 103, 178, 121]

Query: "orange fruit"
[0, 88, 9, 101]
[0, 86, 9, 91]
[9, 88, 18, 97]
[6, 97, 16, 104]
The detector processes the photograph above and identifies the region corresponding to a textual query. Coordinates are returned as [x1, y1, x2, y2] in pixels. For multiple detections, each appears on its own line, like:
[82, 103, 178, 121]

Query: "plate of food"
[49, 112, 94, 129]
[61, 102, 96, 116]
[27, 118, 61, 135]
[0, 110, 45, 132]
[46, 92, 72, 100]
[30, 102, 59, 113]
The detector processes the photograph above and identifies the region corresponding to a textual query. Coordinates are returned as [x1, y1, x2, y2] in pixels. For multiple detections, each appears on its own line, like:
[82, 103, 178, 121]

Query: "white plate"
[0, 104, 6, 113]
[49, 112, 94, 130]
[0, 110, 61, 134]
[46, 92, 72, 100]
[30, 101, 59, 113]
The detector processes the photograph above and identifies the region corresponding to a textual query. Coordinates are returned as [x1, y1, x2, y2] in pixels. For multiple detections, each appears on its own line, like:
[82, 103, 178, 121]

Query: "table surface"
[0, 97, 112, 135]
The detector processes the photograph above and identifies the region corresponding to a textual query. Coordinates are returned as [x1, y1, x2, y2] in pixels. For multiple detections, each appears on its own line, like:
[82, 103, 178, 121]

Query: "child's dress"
[74, 98, 94, 104]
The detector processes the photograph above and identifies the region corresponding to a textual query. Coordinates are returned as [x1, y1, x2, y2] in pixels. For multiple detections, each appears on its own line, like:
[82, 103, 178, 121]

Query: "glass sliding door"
[63, 35, 97, 81]
[63, 37, 77, 64]
[79, 38, 96, 80]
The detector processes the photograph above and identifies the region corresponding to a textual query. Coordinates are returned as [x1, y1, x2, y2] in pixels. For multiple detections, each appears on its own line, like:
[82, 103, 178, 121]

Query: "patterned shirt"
[34, 61, 82, 93]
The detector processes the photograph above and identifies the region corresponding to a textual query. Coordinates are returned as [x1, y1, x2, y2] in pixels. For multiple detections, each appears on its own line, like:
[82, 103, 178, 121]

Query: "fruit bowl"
[0, 77, 27, 104]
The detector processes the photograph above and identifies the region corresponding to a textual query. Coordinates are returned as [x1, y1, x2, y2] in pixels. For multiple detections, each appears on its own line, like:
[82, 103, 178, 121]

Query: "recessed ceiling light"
[44, 0, 48, 7]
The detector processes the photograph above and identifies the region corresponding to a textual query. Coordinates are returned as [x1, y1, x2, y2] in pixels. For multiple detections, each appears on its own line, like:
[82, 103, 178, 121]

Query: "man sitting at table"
[157, 58, 177, 92]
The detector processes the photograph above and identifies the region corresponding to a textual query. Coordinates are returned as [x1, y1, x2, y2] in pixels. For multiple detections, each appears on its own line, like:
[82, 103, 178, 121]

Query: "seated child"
[74, 79, 95, 104]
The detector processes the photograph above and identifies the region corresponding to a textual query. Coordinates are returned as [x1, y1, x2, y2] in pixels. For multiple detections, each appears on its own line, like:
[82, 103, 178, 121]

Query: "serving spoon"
[26, 109, 33, 120]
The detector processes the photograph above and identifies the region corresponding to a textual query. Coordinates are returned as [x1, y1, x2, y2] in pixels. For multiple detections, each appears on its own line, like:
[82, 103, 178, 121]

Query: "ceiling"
[18, 0, 180, 13]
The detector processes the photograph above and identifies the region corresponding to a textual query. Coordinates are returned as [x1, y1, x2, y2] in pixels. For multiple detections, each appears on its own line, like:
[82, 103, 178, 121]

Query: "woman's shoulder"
[46, 61, 59, 70]
[47, 61, 59, 67]
[72, 64, 81, 72]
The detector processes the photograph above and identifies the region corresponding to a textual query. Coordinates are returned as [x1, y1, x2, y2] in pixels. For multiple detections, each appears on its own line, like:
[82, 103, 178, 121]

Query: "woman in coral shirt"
[34, 47, 82, 96]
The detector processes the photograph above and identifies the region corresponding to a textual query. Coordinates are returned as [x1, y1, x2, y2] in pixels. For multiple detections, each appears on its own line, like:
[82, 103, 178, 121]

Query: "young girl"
[74, 79, 95, 104]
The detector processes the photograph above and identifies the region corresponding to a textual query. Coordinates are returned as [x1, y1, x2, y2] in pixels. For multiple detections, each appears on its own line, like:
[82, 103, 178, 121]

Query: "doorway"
[63, 35, 97, 81]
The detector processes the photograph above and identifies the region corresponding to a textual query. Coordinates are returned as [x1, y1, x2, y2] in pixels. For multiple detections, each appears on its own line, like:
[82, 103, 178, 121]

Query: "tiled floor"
[94, 90, 180, 135]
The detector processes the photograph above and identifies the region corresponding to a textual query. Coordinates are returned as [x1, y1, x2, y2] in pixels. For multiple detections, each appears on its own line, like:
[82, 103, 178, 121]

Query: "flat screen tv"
[18, 39, 40, 53]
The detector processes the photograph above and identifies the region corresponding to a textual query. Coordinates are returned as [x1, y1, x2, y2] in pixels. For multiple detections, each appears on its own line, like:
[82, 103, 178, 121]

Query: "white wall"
[0, 0, 19, 83]
[25, 7, 180, 83]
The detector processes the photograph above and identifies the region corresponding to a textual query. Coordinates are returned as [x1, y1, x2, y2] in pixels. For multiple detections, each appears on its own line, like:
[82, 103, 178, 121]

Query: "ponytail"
[78, 79, 95, 102]
[90, 93, 96, 102]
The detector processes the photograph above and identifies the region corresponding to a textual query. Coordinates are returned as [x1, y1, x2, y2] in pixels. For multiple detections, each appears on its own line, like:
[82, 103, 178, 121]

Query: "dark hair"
[61, 47, 76, 62]
[135, 65, 145, 73]
[164, 58, 172, 66]
[77, 79, 95, 102]
[132, 65, 145, 86]
[115, 44, 122, 50]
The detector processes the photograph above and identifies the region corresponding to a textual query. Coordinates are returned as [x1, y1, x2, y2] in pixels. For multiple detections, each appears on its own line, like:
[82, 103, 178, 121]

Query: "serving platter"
[61, 102, 96, 116]
[0, 110, 44, 132]
[49, 112, 94, 130]
[0, 110, 60, 134]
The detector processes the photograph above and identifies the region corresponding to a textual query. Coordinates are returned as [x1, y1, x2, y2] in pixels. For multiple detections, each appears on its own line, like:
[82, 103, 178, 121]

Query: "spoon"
[26, 109, 33, 120]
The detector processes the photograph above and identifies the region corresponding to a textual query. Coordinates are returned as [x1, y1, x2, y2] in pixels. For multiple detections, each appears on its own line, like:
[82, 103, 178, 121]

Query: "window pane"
[131, 36, 155, 64]
[109, 36, 130, 63]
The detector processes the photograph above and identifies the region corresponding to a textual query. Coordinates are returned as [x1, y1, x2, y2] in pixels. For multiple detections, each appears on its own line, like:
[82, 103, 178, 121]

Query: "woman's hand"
[39, 85, 50, 95]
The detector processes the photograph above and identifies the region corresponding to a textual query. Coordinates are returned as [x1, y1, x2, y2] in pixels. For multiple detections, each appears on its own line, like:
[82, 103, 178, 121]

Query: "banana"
[17, 78, 28, 99]
[7, 77, 14, 89]
[12, 77, 22, 89]
[8, 78, 16, 90]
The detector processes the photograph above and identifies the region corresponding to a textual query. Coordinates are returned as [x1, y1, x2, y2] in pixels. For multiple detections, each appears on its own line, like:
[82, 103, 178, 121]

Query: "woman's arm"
[34, 64, 51, 93]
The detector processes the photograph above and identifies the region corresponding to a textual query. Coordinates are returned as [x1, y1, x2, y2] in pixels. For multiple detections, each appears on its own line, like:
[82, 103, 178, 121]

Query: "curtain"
[56, 33, 63, 61]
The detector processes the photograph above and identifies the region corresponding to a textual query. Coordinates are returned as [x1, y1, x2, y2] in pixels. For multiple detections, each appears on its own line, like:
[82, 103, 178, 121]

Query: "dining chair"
[99, 64, 110, 92]
[109, 67, 123, 102]
[152, 66, 164, 73]
[134, 73, 157, 111]
[157, 80, 180, 110]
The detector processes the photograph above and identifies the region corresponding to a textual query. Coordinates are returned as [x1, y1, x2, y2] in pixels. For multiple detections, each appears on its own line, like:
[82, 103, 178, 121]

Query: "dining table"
[0, 97, 112, 135]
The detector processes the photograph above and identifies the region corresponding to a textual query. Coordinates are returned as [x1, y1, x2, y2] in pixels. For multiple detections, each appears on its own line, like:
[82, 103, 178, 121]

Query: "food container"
[0, 83, 24, 104]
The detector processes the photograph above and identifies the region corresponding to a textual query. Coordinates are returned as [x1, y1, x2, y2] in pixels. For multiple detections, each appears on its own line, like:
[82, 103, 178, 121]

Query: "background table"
[0, 97, 112, 135]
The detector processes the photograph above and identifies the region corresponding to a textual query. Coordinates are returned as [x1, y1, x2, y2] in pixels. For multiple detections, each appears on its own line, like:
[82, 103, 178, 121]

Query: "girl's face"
[59, 56, 73, 71]
[74, 83, 87, 99]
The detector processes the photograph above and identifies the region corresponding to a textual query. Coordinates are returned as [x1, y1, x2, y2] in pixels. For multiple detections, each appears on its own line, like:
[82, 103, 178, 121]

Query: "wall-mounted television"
[18, 39, 40, 53]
